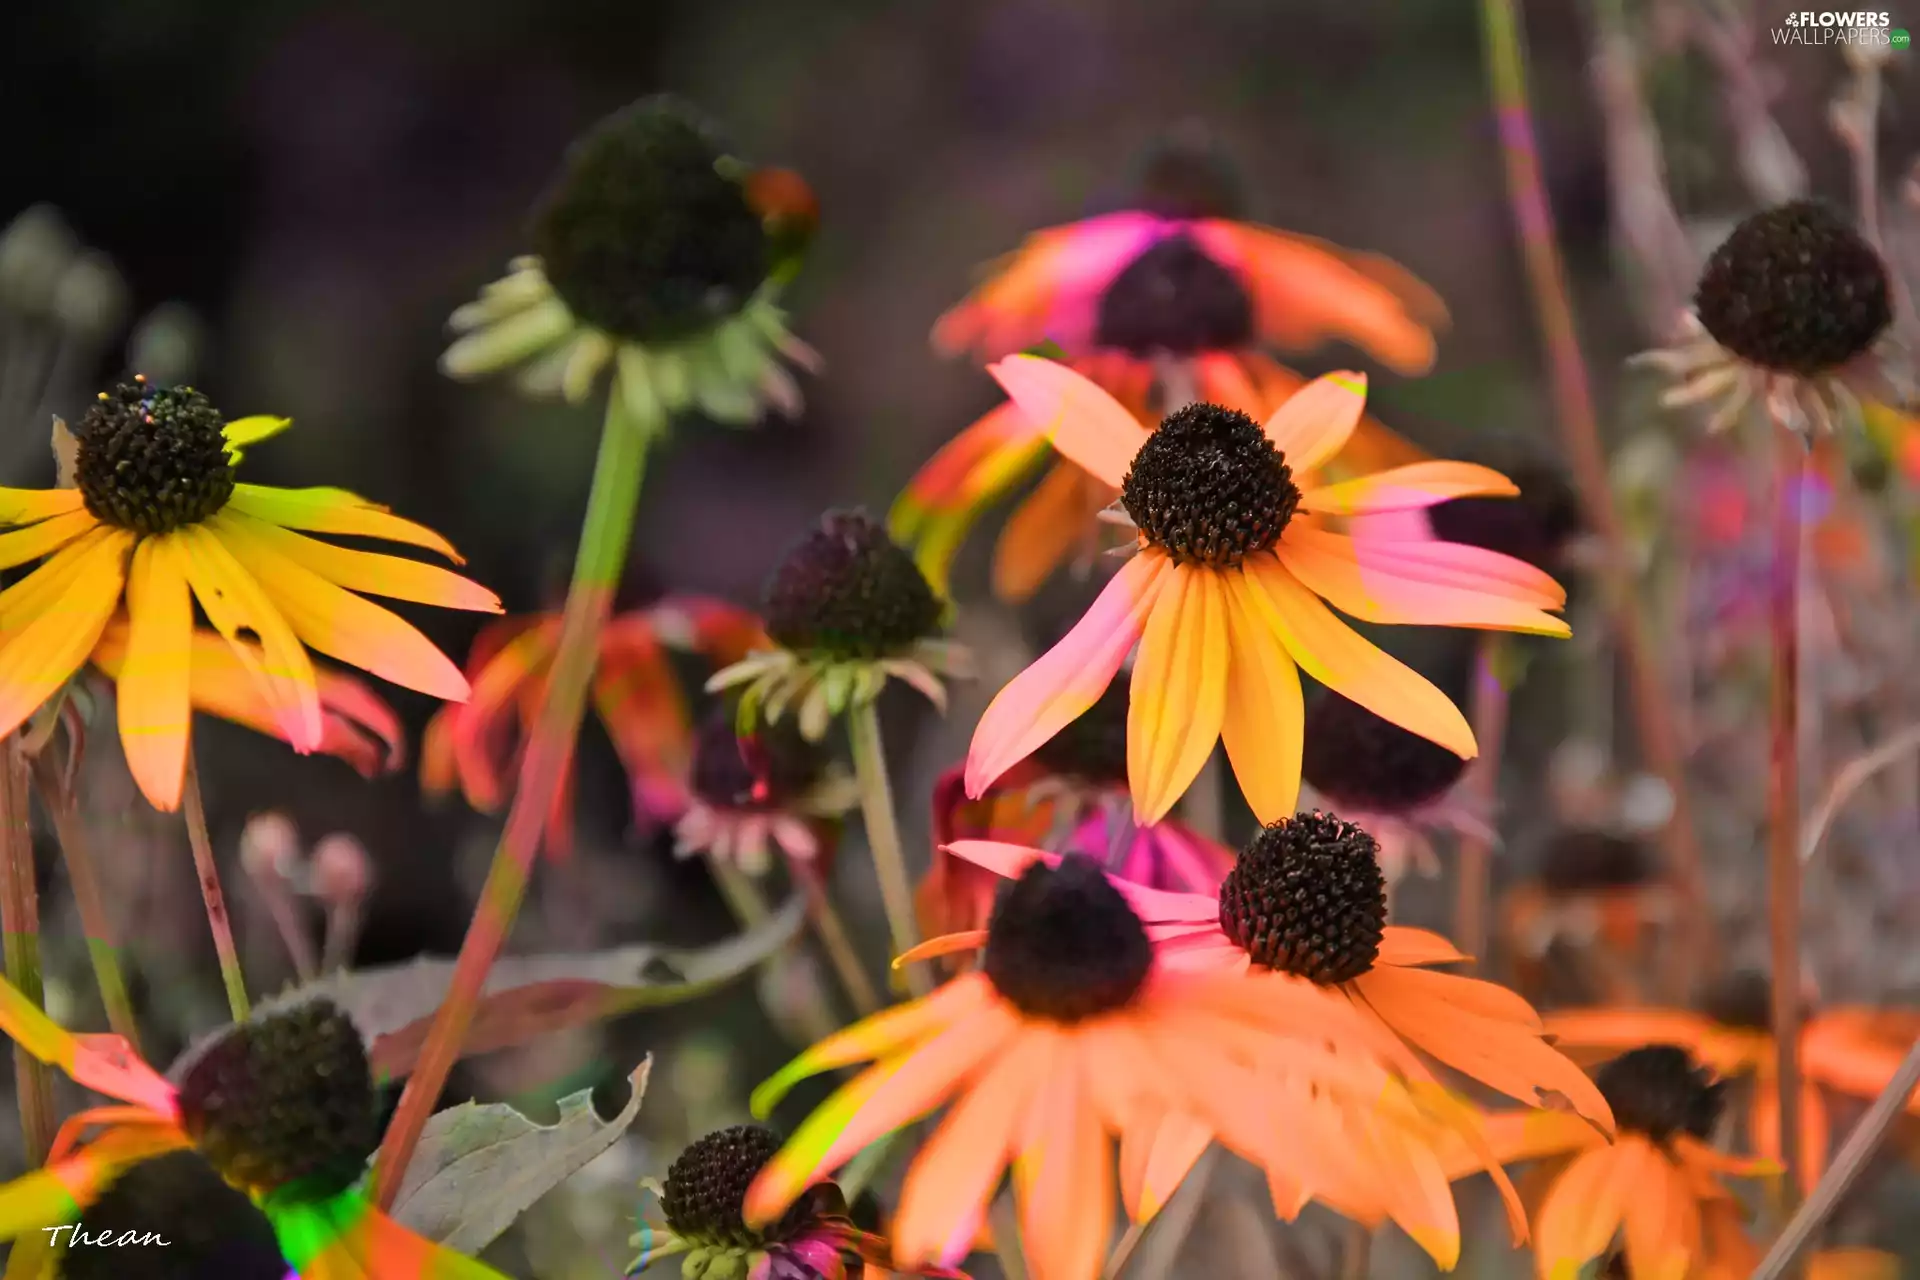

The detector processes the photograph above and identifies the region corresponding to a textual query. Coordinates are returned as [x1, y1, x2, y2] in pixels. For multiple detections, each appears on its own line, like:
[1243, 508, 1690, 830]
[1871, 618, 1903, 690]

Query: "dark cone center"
[689, 706, 825, 810]
[1120, 402, 1299, 567]
[532, 96, 770, 344]
[1130, 135, 1245, 222]
[1426, 460, 1582, 574]
[1094, 234, 1254, 357]
[983, 854, 1153, 1022]
[762, 510, 944, 660]
[1694, 200, 1892, 376]
[64, 1151, 286, 1280]
[662, 1124, 814, 1248]
[1593, 1045, 1725, 1144]
[1701, 970, 1774, 1033]
[1538, 829, 1656, 895]
[1031, 678, 1130, 786]
[176, 998, 379, 1201]
[74, 378, 234, 535]
[1300, 693, 1467, 815]
[1218, 811, 1386, 984]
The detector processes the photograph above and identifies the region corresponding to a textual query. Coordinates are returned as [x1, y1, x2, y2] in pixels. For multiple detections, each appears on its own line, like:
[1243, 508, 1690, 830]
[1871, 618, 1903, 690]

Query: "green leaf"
[389, 1057, 652, 1254]
[262, 893, 807, 1083]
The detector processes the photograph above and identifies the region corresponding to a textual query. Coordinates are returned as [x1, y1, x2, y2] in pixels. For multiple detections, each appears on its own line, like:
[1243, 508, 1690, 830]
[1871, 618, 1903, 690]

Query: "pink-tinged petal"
[226, 484, 466, 562]
[1349, 535, 1565, 605]
[894, 931, 990, 968]
[450, 622, 559, 812]
[986, 355, 1150, 489]
[1012, 1040, 1111, 1280]
[0, 508, 95, 571]
[592, 630, 692, 818]
[933, 213, 1164, 360]
[941, 839, 1049, 880]
[218, 514, 501, 612]
[1128, 565, 1230, 825]
[0, 488, 85, 527]
[176, 523, 324, 751]
[644, 596, 770, 664]
[943, 840, 1221, 924]
[0, 529, 128, 741]
[1219, 569, 1304, 824]
[1275, 526, 1570, 637]
[0, 973, 181, 1114]
[965, 550, 1167, 797]
[1241, 553, 1476, 759]
[1302, 461, 1519, 515]
[116, 534, 196, 811]
[1261, 371, 1368, 473]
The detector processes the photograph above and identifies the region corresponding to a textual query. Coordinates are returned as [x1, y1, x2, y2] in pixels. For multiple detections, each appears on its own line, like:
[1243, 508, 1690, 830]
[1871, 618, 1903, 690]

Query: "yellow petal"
[1242, 553, 1475, 759]
[0, 490, 84, 527]
[1262, 370, 1368, 472]
[225, 484, 464, 561]
[214, 513, 500, 611]
[1219, 569, 1304, 824]
[986, 355, 1149, 489]
[0, 530, 127, 739]
[1128, 564, 1230, 825]
[117, 535, 196, 811]
[175, 523, 324, 751]
[0, 509, 95, 572]
[221, 415, 292, 457]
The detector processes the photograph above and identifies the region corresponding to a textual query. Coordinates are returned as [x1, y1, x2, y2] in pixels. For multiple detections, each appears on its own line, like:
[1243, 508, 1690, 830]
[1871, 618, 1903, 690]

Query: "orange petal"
[0, 529, 128, 740]
[1302, 461, 1519, 516]
[1533, 1140, 1641, 1278]
[116, 535, 196, 811]
[1219, 568, 1303, 824]
[986, 355, 1149, 489]
[1261, 370, 1368, 472]
[1540, 1008, 1720, 1056]
[1441, 1109, 1601, 1179]
[218, 515, 500, 611]
[1377, 926, 1471, 968]
[1127, 565, 1230, 825]
[1122, 1112, 1211, 1225]
[226, 483, 465, 561]
[1620, 1144, 1699, 1280]
[992, 462, 1106, 604]
[1013, 1040, 1111, 1280]
[1241, 553, 1476, 758]
[966, 550, 1167, 797]
[1276, 526, 1569, 636]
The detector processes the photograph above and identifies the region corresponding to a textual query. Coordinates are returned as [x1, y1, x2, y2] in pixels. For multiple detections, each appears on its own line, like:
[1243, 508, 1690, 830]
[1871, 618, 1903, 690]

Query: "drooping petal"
[1261, 371, 1368, 473]
[1012, 1041, 1110, 1280]
[116, 534, 196, 811]
[1338, 533, 1567, 607]
[1438, 1109, 1600, 1180]
[217, 515, 500, 611]
[176, 523, 324, 751]
[986, 355, 1150, 489]
[226, 484, 466, 562]
[0, 489, 85, 528]
[1531, 1141, 1640, 1279]
[1241, 553, 1475, 758]
[1118, 1111, 1212, 1224]
[591, 628, 693, 820]
[210, 517, 470, 701]
[992, 462, 1107, 603]
[942, 840, 1221, 924]
[1620, 1149, 1699, 1280]
[221, 415, 292, 454]
[0, 1126, 190, 1243]
[932, 213, 1162, 360]
[1127, 565, 1229, 825]
[1276, 525, 1569, 636]
[966, 550, 1167, 798]
[0, 508, 96, 572]
[0, 529, 128, 740]
[1302, 461, 1519, 516]
[1219, 568, 1304, 824]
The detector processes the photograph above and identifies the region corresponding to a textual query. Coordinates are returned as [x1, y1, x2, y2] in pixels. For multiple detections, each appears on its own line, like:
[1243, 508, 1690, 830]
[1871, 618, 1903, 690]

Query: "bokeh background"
[7, 0, 1920, 1274]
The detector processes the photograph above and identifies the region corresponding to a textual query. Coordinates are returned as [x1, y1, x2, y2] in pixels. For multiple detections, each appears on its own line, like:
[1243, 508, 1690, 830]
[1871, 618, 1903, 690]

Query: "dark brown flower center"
[74, 378, 234, 534]
[1120, 403, 1300, 567]
[1094, 234, 1254, 357]
[662, 1124, 816, 1248]
[1217, 811, 1386, 984]
[1700, 970, 1773, 1033]
[762, 510, 944, 660]
[983, 854, 1153, 1022]
[1538, 829, 1656, 895]
[66, 1151, 286, 1280]
[689, 706, 825, 810]
[1593, 1045, 1725, 1144]
[1031, 678, 1130, 786]
[1300, 693, 1467, 815]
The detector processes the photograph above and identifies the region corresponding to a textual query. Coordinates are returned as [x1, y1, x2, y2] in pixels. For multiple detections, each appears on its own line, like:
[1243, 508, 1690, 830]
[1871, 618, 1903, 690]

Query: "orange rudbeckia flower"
[1446, 1046, 1775, 1279]
[421, 595, 765, 859]
[1544, 974, 1920, 1194]
[964, 356, 1570, 825]
[743, 853, 1511, 1280]
[0, 978, 504, 1278]
[0, 378, 500, 811]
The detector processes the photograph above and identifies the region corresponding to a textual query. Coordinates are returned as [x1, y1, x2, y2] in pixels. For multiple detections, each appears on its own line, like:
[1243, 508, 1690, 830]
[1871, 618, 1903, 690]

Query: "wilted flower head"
[673, 705, 858, 875]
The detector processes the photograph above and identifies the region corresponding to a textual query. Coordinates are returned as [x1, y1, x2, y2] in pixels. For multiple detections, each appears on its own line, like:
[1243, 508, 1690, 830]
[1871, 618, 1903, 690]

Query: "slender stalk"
[709, 859, 839, 1044]
[1478, 0, 1716, 970]
[1768, 423, 1809, 1223]
[0, 737, 53, 1162]
[371, 390, 653, 1208]
[31, 754, 140, 1050]
[1754, 1032, 1920, 1280]
[182, 755, 248, 1022]
[846, 701, 929, 998]
[1452, 637, 1510, 967]
[805, 880, 880, 1016]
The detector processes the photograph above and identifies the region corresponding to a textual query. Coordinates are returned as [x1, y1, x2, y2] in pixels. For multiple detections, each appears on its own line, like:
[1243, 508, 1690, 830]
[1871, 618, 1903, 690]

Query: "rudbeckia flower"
[0, 980, 505, 1278]
[0, 377, 499, 812]
[1639, 201, 1897, 435]
[742, 854, 1498, 1280]
[1299, 691, 1489, 887]
[964, 357, 1571, 825]
[937, 814, 1613, 1133]
[708, 511, 969, 740]
[628, 1124, 965, 1280]
[442, 96, 815, 430]
[421, 595, 764, 859]
[1447, 1045, 1775, 1280]
[1500, 829, 1675, 1007]
[1544, 971, 1920, 1193]
[672, 706, 859, 875]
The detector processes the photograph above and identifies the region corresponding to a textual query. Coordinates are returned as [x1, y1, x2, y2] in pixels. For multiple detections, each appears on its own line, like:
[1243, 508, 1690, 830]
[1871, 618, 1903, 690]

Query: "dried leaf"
[390, 1057, 651, 1253]
[260, 891, 805, 1082]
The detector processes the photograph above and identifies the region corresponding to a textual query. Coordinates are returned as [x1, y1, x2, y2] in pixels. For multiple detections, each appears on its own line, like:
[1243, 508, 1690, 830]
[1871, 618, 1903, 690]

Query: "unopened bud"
[309, 832, 373, 906]
[239, 812, 301, 883]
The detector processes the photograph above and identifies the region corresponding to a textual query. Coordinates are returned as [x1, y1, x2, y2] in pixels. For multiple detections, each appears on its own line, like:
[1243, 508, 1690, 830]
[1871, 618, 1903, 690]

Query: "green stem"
[846, 701, 928, 998]
[371, 389, 653, 1208]
[806, 881, 880, 1016]
[182, 756, 248, 1022]
[709, 859, 839, 1045]
[32, 754, 140, 1051]
[1, 736, 54, 1162]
